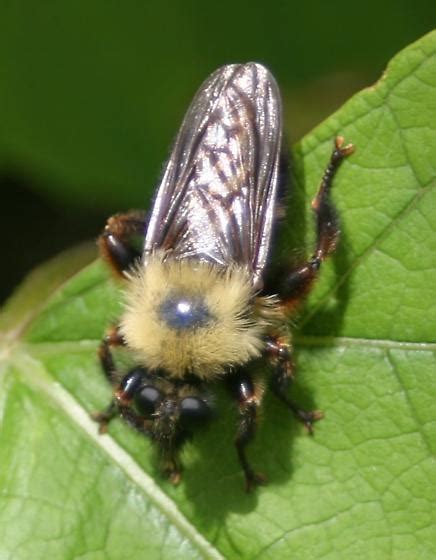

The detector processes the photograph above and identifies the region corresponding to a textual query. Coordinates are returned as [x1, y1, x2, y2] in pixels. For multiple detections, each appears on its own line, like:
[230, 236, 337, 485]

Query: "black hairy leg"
[92, 325, 127, 431]
[227, 372, 266, 492]
[156, 431, 190, 486]
[155, 386, 213, 484]
[265, 337, 323, 433]
[281, 136, 354, 309]
[98, 325, 124, 384]
[98, 210, 147, 277]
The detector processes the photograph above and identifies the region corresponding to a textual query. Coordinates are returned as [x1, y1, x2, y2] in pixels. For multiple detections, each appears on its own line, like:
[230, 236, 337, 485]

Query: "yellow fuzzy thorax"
[120, 254, 278, 379]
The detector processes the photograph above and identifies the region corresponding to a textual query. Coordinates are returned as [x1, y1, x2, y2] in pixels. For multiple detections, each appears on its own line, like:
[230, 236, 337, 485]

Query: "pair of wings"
[144, 62, 283, 289]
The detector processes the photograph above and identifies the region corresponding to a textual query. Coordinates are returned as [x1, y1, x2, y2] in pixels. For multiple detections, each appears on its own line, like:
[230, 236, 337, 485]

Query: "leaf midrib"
[9, 350, 224, 560]
[11, 336, 436, 356]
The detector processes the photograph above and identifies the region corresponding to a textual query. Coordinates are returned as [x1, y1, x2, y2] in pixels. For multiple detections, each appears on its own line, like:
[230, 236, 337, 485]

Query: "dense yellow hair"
[120, 253, 277, 379]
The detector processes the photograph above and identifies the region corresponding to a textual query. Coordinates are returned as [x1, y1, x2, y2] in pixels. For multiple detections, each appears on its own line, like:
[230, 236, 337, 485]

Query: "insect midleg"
[98, 210, 147, 276]
[265, 337, 323, 433]
[280, 137, 354, 308]
[227, 372, 266, 491]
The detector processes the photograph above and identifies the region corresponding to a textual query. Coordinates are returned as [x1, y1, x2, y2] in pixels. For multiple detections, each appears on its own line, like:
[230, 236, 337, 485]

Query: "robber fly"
[93, 63, 353, 491]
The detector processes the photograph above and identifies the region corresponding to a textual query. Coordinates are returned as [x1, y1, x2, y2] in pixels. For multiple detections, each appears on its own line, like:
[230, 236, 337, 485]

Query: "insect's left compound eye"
[179, 397, 212, 428]
[134, 385, 163, 417]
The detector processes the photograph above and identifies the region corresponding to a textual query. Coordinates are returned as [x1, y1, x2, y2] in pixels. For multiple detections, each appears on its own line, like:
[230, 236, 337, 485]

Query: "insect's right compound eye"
[134, 385, 163, 416]
[179, 397, 212, 428]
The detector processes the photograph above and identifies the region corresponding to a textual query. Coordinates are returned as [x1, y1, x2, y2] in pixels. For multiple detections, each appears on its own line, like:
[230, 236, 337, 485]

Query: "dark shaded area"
[176, 364, 322, 518]
[0, 172, 106, 304]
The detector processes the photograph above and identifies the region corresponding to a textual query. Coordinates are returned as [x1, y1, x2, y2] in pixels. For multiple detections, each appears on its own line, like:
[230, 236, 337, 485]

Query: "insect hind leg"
[98, 210, 147, 277]
[280, 137, 354, 308]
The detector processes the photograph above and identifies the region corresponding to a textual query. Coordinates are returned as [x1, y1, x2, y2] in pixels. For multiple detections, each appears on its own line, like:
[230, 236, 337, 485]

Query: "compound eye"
[179, 397, 212, 428]
[134, 385, 163, 417]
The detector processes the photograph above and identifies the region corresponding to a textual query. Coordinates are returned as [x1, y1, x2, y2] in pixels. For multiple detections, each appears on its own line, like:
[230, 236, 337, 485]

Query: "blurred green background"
[0, 1, 434, 303]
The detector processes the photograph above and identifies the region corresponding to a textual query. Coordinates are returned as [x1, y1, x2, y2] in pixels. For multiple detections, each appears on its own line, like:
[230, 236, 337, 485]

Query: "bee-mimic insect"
[93, 63, 354, 491]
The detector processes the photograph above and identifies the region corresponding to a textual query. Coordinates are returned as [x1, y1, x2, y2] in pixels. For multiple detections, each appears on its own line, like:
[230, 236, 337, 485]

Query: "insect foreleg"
[92, 326, 126, 432]
[98, 326, 125, 384]
[227, 373, 266, 492]
[157, 432, 189, 486]
[98, 210, 147, 276]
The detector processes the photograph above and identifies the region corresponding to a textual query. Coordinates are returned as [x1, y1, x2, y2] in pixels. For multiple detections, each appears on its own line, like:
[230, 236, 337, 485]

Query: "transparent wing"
[144, 62, 282, 288]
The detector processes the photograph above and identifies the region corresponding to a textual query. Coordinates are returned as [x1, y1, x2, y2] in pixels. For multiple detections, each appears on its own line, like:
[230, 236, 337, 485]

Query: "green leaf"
[1, 32, 436, 560]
